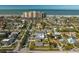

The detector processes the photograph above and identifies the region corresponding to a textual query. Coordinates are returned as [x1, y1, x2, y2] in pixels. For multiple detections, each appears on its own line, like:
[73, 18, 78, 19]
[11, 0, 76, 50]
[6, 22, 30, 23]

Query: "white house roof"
[59, 38, 64, 42]
[2, 39, 10, 41]
[35, 42, 43, 46]
[54, 32, 61, 35]
[0, 32, 6, 35]
[11, 32, 18, 35]
[35, 32, 44, 39]
[67, 36, 76, 44]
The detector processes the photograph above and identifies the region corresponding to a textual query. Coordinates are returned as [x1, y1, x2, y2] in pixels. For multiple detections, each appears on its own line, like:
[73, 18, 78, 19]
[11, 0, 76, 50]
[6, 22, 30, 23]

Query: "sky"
[0, 5, 79, 10]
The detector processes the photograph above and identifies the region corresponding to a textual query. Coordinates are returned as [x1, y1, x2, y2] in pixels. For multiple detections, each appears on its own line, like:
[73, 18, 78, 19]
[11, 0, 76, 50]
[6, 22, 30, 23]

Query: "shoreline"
[47, 15, 79, 17]
[0, 14, 20, 16]
[1, 14, 79, 17]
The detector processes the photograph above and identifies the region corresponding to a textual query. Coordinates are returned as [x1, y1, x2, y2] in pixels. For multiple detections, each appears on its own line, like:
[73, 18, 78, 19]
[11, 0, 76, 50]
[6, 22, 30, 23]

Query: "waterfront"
[1, 10, 79, 15]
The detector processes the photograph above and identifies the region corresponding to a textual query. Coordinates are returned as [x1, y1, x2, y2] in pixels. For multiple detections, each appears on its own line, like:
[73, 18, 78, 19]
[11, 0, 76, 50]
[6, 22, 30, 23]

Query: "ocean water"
[0, 9, 79, 15]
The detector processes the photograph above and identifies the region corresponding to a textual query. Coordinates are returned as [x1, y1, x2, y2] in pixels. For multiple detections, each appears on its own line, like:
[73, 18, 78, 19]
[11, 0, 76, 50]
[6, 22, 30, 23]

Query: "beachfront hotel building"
[22, 11, 46, 19]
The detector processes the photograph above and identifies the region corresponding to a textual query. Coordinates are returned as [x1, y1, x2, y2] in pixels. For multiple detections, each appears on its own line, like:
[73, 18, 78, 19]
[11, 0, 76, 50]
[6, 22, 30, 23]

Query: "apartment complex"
[22, 11, 46, 19]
